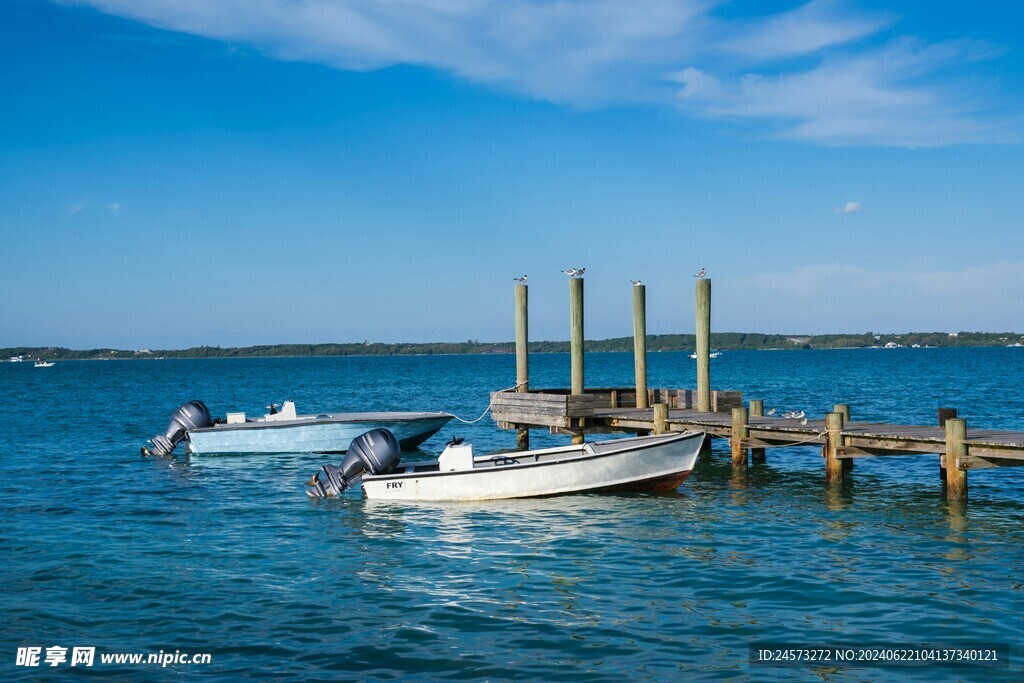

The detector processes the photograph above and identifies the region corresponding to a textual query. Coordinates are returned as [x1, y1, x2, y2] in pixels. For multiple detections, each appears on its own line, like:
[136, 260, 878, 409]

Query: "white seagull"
[766, 408, 777, 416]
[694, 267, 707, 278]
[562, 268, 579, 277]
[513, 275, 528, 283]
[630, 280, 642, 286]
[576, 267, 586, 276]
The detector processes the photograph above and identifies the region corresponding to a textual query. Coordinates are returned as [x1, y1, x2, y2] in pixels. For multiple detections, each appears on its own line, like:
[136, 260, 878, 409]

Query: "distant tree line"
[4, 331, 1023, 361]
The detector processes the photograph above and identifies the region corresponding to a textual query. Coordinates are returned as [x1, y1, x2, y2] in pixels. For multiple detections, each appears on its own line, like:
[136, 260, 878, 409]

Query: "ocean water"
[2, 349, 1023, 681]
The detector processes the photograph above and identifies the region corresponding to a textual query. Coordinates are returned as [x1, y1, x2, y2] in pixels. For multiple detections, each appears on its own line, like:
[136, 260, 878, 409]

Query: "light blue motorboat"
[144, 400, 452, 457]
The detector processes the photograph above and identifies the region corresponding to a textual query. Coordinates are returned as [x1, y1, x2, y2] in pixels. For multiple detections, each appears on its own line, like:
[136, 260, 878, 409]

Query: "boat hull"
[361, 431, 704, 501]
[186, 414, 451, 456]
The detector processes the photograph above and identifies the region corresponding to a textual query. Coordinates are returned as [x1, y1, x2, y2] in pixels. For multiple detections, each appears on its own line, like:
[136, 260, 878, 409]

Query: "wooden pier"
[495, 276, 1024, 502]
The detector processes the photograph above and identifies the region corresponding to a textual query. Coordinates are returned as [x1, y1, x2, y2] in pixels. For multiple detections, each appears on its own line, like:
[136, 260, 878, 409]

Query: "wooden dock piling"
[938, 407, 957, 482]
[835, 404, 853, 472]
[945, 418, 968, 501]
[653, 403, 668, 435]
[731, 406, 748, 468]
[749, 400, 766, 463]
[569, 276, 585, 444]
[632, 284, 648, 409]
[570, 277, 584, 396]
[695, 278, 711, 412]
[825, 411, 845, 486]
[514, 283, 529, 450]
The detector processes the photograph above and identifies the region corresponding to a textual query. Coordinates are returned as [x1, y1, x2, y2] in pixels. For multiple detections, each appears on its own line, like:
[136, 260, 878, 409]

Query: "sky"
[2, 0, 1023, 348]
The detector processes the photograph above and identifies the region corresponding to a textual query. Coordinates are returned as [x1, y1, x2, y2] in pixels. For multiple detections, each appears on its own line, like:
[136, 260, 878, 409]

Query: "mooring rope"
[441, 381, 528, 424]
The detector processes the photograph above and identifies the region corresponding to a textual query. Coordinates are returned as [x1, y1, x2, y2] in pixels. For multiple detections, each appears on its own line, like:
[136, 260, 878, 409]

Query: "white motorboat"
[34, 359, 55, 367]
[144, 400, 452, 456]
[689, 351, 721, 359]
[307, 429, 705, 501]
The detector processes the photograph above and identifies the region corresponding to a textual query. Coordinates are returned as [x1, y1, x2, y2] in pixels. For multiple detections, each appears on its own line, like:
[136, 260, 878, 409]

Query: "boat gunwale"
[189, 412, 451, 434]
[363, 431, 704, 482]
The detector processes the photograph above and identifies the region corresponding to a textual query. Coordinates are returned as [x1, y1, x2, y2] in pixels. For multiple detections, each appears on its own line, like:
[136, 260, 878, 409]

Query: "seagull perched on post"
[513, 275, 527, 283]
[630, 280, 642, 286]
[562, 268, 584, 277]
[694, 267, 707, 278]
[576, 267, 585, 276]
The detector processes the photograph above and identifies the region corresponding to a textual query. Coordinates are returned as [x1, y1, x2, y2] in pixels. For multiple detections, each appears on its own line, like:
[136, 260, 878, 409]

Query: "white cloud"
[834, 201, 862, 214]
[61, 0, 1015, 146]
[108, 202, 121, 214]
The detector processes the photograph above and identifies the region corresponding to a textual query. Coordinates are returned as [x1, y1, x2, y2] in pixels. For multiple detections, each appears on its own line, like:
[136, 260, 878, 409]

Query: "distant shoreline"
[5, 331, 1023, 361]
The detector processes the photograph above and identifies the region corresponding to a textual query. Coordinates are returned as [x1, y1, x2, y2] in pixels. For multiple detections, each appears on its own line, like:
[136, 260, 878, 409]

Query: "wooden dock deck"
[491, 387, 1024, 500]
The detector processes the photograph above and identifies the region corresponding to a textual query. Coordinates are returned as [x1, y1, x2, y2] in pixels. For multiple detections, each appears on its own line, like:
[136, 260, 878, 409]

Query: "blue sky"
[2, 0, 1023, 348]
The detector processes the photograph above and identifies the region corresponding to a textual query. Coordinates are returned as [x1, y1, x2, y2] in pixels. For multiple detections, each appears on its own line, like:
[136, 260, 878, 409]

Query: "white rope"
[442, 381, 528, 424]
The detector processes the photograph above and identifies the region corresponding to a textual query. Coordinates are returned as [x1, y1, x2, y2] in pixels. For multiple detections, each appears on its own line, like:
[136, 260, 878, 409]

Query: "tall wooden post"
[945, 418, 968, 502]
[938, 407, 957, 483]
[731, 406, 748, 468]
[749, 399, 765, 463]
[632, 284, 648, 409]
[570, 277, 584, 396]
[824, 411, 845, 486]
[569, 276, 585, 444]
[695, 278, 711, 412]
[835, 404, 853, 472]
[653, 403, 668, 435]
[514, 283, 529, 450]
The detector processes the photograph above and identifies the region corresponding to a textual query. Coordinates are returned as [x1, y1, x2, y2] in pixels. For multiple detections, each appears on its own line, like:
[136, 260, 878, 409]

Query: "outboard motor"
[307, 428, 401, 498]
[145, 400, 212, 456]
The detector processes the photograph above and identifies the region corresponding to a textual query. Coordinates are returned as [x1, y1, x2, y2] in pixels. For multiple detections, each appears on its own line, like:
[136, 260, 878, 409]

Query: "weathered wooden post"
[938, 407, 957, 483]
[570, 277, 584, 395]
[748, 399, 765, 463]
[945, 418, 968, 502]
[835, 404, 853, 472]
[632, 284, 648, 409]
[514, 283, 529, 450]
[731, 406, 748, 468]
[653, 403, 668, 435]
[569, 276, 585, 444]
[695, 278, 711, 412]
[824, 411, 845, 486]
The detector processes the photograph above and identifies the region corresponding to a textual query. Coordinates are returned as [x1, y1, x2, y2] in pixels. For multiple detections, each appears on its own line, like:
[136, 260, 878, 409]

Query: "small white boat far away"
[307, 429, 705, 501]
[34, 359, 55, 367]
[689, 351, 721, 359]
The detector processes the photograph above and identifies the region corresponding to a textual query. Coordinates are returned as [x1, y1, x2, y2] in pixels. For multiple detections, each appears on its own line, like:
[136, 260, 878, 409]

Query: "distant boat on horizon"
[34, 359, 55, 367]
[689, 351, 722, 359]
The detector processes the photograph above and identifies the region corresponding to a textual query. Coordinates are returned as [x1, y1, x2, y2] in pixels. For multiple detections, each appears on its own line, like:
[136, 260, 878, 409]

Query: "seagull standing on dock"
[694, 267, 707, 278]
[513, 275, 528, 283]
[766, 408, 776, 416]
[631, 280, 642, 286]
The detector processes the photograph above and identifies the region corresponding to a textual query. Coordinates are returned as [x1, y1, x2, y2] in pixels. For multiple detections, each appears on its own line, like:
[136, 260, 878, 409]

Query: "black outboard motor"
[145, 400, 212, 456]
[307, 428, 401, 498]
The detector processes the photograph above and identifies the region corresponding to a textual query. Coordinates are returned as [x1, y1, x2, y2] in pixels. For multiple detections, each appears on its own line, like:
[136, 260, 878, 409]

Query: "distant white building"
[948, 332, 959, 337]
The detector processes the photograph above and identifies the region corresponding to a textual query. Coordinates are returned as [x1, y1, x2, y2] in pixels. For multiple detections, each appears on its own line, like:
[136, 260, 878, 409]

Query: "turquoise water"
[2, 349, 1023, 680]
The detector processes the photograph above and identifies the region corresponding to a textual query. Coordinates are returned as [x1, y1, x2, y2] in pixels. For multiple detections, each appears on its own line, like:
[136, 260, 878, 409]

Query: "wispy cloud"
[834, 201, 862, 214]
[60, 0, 1017, 146]
[108, 202, 121, 214]
[66, 195, 93, 216]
